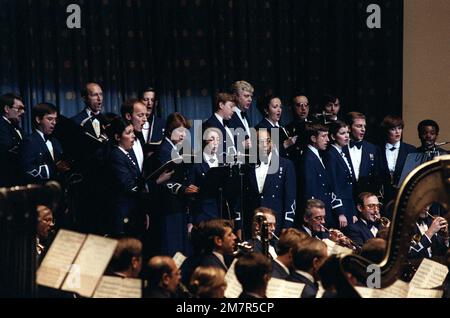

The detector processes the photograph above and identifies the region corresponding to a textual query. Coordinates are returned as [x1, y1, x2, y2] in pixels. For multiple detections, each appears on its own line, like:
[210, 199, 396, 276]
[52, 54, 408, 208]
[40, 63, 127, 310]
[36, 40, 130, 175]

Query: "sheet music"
[356, 280, 409, 298]
[224, 259, 242, 298]
[93, 276, 142, 298]
[173, 252, 187, 269]
[267, 278, 305, 298]
[322, 239, 353, 256]
[410, 258, 449, 289]
[61, 235, 118, 297]
[407, 287, 443, 298]
[36, 230, 86, 289]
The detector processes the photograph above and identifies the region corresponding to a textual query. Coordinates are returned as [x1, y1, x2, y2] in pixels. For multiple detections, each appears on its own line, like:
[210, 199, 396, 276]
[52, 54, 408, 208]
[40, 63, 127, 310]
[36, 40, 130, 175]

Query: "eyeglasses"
[10, 106, 25, 112]
[295, 103, 309, 107]
[364, 203, 383, 210]
[312, 216, 325, 221]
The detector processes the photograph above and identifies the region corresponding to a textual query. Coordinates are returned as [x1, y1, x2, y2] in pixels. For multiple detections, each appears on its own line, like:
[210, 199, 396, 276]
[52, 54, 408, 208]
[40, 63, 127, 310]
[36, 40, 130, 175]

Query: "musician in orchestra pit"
[271, 228, 308, 280]
[0, 93, 25, 187]
[144, 256, 181, 298]
[140, 87, 166, 143]
[235, 252, 272, 299]
[189, 266, 227, 298]
[107, 237, 143, 279]
[360, 238, 386, 263]
[409, 205, 449, 259]
[247, 207, 279, 260]
[323, 120, 358, 228]
[71, 82, 108, 139]
[288, 237, 328, 298]
[416, 119, 448, 155]
[197, 219, 237, 272]
[19, 103, 70, 185]
[120, 99, 148, 173]
[343, 192, 382, 248]
[36, 204, 55, 264]
[379, 115, 416, 206]
[255, 94, 297, 159]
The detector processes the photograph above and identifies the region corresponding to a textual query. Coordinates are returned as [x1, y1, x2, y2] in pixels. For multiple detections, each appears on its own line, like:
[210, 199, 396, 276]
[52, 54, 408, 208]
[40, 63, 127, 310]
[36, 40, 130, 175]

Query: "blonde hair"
[190, 266, 226, 298]
[231, 80, 254, 95]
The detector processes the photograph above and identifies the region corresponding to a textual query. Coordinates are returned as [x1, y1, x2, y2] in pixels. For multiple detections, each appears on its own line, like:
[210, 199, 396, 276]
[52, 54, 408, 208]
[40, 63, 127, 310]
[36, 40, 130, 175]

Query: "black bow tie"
[43, 134, 51, 142]
[350, 140, 363, 149]
[135, 131, 145, 145]
[389, 146, 397, 151]
[417, 218, 427, 226]
[241, 112, 249, 121]
[223, 119, 230, 127]
[366, 221, 375, 229]
[90, 113, 101, 121]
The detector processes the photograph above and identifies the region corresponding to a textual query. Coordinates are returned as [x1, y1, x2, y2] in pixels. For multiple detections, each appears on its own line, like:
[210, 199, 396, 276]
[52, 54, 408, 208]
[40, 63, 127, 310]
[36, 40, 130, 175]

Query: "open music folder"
[36, 229, 140, 298]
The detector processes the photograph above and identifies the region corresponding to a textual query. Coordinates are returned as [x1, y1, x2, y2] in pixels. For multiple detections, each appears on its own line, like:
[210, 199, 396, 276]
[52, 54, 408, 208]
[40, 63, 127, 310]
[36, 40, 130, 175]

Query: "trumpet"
[320, 225, 361, 253]
[426, 211, 449, 239]
[375, 215, 391, 228]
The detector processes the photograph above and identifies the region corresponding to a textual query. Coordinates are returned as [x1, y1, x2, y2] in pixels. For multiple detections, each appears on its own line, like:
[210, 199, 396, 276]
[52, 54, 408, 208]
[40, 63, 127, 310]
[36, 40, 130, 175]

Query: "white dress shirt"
[36, 129, 54, 161]
[361, 219, 378, 237]
[86, 108, 101, 137]
[214, 113, 236, 150]
[132, 138, 144, 172]
[348, 143, 363, 180]
[204, 152, 219, 168]
[385, 141, 401, 174]
[332, 144, 353, 176]
[255, 152, 272, 193]
[234, 107, 251, 137]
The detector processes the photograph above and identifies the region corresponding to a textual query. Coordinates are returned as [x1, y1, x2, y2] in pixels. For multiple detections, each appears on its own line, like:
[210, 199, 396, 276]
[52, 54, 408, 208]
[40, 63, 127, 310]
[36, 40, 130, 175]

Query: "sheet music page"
[267, 278, 305, 298]
[355, 286, 375, 298]
[376, 280, 409, 298]
[93, 276, 142, 298]
[410, 258, 449, 289]
[407, 287, 443, 298]
[173, 252, 187, 269]
[61, 235, 117, 297]
[36, 230, 86, 289]
[330, 244, 354, 257]
[224, 259, 242, 298]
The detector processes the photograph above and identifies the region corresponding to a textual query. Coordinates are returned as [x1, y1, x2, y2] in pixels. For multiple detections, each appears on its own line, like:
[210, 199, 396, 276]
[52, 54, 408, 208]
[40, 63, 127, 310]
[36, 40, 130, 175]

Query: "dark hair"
[120, 98, 144, 118]
[0, 93, 23, 113]
[381, 115, 404, 140]
[164, 112, 190, 137]
[292, 238, 327, 272]
[110, 238, 142, 272]
[305, 123, 328, 145]
[32, 103, 58, 128]
[214, 92, 235, 112]
[417, 119, 440, 135]
[356, 192, 377, 207]
[360, 238, 386, 263]
[106, 117, 132, 144]
[235, 252, 272, 292]
[139, 86, 156, 99]
[320, 94, 337, 110]
[202, 219, 233, 253]
[257, 95, 281, 117]
[328, 120, 348, 142]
